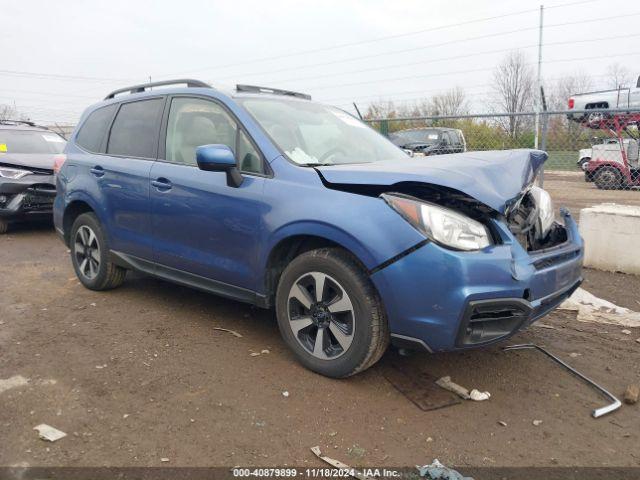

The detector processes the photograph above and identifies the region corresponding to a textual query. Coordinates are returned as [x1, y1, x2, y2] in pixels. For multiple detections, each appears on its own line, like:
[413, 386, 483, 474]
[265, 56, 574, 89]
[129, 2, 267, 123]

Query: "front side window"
[165, 97, 263, 174]
[107, 98, 164, 158]
[391, 129, 441, 145]
[76, 104, 117, 153]
[0, 129, 66, 154]
[239, 98, 407, 166]
[165, 98, 237, 166]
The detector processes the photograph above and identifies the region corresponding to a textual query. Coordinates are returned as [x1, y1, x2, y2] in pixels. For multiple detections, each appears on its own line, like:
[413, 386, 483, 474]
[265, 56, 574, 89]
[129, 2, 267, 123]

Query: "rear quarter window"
[76, 104, 117, 153]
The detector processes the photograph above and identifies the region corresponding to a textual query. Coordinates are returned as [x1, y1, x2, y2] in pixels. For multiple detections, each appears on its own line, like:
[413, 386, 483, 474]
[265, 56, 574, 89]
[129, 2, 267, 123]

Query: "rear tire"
[594, 167, 622, 190]
[0, 219, 7, 234]
[70, 213, 126, 290]
[275, 248, 389, 378]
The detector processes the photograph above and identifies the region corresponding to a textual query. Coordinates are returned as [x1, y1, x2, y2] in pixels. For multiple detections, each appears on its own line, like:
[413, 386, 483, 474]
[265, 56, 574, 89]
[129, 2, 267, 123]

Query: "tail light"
[568, 98, 574, 109]
[53, 154, 66, 175]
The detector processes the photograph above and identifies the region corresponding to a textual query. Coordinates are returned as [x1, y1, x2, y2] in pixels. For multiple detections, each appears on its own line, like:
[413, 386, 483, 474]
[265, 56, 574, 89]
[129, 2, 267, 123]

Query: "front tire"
[578, 157, 590, 172]
[0, 219, 8, 234]
[70, 213, 126, 290]
[594, 167, 622, 190]
[275, 248, 389, 378]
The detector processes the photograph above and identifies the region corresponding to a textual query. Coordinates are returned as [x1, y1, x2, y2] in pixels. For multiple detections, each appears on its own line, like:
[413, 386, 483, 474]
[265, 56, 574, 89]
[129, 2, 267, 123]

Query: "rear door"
[97, 97, 165, 260]
[150, 95, 267, 291]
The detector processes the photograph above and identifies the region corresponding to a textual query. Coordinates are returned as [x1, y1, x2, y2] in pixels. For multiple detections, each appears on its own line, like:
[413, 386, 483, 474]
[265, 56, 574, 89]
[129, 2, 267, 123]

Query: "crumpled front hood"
[316, 149, 547, 214]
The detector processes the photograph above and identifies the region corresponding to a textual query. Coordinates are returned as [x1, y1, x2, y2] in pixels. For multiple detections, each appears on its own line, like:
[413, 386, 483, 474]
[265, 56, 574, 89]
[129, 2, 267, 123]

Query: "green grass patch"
[545, 151, 580, 171]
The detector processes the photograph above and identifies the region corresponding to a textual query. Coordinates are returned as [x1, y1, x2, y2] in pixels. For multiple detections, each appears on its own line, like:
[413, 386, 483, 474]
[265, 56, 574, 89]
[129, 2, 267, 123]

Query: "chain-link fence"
[365, 109, 640, 207]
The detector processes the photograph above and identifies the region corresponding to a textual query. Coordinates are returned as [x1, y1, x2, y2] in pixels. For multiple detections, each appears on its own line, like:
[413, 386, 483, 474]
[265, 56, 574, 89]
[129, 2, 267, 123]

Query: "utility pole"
[534, 5, 544, 149]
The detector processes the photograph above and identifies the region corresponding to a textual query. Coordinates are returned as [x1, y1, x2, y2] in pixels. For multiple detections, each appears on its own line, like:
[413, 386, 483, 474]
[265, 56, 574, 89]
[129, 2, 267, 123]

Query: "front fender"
[264, 220, 380, 271]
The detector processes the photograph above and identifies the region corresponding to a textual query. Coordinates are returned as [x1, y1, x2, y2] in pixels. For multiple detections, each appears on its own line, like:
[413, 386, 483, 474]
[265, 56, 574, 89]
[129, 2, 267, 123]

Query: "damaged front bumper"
[371, 208, 583, 352]
[0, 174, 56, 222]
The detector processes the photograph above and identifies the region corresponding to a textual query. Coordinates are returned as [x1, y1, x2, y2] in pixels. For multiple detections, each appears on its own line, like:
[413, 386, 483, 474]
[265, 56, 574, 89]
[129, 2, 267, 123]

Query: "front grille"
[533, 249, 580, 270]
[22, 185, 55, 211]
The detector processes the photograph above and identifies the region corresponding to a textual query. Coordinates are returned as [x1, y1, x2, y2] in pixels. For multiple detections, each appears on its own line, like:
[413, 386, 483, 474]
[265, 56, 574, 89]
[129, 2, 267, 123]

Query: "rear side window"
[76, 104, 117, 153]
[107, 98, 164, 158]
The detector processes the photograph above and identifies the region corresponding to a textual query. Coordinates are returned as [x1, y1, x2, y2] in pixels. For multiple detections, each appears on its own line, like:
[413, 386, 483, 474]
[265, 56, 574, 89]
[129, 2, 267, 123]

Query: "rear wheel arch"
[62, 200, 95, 246]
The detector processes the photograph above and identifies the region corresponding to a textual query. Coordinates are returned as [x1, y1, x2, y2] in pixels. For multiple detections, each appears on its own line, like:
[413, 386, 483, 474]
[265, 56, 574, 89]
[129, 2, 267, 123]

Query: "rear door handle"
[151, 177, 172, 191]
[90, 166, 105, 177]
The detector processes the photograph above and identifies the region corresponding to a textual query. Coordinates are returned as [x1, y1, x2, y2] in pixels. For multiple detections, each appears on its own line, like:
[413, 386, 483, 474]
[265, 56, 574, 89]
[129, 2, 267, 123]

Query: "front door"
[150, 96, 267, 291]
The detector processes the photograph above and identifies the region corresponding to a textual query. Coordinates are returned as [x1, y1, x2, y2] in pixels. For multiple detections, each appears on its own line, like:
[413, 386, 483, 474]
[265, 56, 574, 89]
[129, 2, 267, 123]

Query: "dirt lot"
[544, 171, 640, 216]
[1, 174, 639, 473]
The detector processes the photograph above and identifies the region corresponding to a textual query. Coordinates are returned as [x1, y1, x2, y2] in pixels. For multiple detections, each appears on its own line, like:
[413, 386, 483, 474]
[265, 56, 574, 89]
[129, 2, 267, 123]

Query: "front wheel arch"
[263, 234, 371, 308]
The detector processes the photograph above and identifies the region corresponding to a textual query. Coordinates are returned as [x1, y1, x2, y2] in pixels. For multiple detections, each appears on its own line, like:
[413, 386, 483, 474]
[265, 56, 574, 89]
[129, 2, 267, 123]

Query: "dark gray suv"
[389, 127, 466, 156]
[0, 120, 66, 233]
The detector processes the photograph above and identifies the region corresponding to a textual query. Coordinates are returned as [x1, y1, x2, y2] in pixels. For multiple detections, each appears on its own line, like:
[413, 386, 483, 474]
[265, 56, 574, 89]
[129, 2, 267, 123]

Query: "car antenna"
[352, 102, 363, 120]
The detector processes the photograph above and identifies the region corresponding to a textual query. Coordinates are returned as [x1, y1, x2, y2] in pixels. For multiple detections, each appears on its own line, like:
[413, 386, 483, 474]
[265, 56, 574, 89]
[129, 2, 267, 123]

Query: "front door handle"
[90, 166, 105, 177]
[151, 177, 172, 191]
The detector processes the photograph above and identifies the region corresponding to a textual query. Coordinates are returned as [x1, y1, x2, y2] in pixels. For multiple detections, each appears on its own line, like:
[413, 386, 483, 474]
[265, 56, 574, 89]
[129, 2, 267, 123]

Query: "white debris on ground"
[0, 375, 29, 394]
[435, 376, 490, 402]
[558, 287, 640, 328]
[33, 424, 66, 442]
[416, 459, 474, 480]
[469, 389, 491, 401]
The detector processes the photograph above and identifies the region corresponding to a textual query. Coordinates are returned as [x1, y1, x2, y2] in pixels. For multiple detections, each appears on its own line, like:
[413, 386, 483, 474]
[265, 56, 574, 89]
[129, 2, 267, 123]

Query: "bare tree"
[363, 100, 399, 120]
[0, 104, 18, 121]
[0, 104, 31, 122]
[428, 87, 468, 117]
[548, 70, 593, 110]
[605, 63, 632, 89]
[491, 50, 534, 138]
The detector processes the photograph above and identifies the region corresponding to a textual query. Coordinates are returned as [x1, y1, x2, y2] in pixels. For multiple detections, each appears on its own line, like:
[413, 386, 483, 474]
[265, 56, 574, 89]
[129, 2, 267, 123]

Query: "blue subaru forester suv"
[54, 79, 583, 378]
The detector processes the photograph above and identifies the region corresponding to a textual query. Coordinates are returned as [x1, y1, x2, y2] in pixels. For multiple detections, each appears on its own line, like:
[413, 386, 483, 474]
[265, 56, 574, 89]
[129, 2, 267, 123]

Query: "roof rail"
[236, 84, 311, 100]
[104, 79, 211, 100]
[0, 119, 36, 127]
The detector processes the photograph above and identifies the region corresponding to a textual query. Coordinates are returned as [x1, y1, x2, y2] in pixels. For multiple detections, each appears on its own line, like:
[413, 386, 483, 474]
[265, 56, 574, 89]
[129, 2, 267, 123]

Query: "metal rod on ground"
[534, 4, 544, 150]
[503, 344, 622, 418]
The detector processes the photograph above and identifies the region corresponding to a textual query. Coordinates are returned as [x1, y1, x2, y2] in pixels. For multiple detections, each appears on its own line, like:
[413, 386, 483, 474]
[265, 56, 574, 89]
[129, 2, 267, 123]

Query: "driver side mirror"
[196, 144, 244, 188]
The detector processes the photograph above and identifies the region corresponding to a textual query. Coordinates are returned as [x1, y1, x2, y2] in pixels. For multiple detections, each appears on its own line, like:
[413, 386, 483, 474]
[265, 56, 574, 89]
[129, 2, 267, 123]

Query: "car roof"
[396, 127, 461, 133]
[0, 121, 56, 133]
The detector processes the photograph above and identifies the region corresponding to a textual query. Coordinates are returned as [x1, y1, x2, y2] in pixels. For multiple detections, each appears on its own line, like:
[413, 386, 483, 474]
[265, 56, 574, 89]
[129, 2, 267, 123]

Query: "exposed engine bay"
[505, 186, 567, 251]
[318, 177, 568, 252]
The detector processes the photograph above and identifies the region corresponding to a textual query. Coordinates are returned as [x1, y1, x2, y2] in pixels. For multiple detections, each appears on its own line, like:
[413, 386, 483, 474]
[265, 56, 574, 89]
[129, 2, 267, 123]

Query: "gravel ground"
[0, 175, 639, 471]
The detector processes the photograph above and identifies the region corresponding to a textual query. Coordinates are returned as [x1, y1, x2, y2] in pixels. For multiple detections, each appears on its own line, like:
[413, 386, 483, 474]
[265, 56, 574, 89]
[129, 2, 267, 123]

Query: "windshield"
[0, 129, 66, 154]
[390, 129, 441, 145]
[238, 97, 408, 165]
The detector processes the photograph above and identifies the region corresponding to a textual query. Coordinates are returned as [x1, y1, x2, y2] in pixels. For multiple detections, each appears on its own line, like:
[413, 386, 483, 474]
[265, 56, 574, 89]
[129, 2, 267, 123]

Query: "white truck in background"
[568, 75, 640, 123]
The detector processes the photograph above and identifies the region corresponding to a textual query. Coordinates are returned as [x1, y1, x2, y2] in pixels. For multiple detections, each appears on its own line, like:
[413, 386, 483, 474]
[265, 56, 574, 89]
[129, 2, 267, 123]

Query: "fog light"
[0, 195, 7, 205]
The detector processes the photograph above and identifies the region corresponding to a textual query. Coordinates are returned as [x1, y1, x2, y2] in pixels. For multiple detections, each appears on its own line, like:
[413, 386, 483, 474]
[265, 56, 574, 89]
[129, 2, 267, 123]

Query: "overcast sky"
[1, 0, 638, 124]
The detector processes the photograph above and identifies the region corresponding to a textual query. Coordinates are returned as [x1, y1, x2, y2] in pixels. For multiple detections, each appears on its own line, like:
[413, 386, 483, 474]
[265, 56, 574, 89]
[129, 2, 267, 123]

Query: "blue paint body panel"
[54, 87, 583, 352]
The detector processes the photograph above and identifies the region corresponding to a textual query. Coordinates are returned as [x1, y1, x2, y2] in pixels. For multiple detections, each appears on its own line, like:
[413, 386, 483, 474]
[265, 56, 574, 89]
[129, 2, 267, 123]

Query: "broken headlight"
[529, 186, 555, 240]
[0, 167, 33, 179]
[382, 193, 492, 251]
